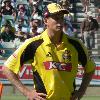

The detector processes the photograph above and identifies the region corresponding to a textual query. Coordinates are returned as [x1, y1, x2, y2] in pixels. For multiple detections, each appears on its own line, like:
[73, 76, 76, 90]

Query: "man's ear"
[43, 18, 48, 26]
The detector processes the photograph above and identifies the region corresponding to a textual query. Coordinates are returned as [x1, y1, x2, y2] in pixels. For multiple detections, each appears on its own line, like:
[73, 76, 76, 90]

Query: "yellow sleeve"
[85, 58, 95, 73]
[4, 44, 26, 74]
[4, 38, 35, 74]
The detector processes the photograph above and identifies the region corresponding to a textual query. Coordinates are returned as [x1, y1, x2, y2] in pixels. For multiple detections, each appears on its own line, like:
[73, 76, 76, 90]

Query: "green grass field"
[1, 95, 100, 100]
[2, 86, 100, 100]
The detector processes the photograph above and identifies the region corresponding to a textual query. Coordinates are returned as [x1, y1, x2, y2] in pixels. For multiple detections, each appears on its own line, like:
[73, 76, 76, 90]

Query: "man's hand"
[2, 67, 47, 100]
[26, 89, 47, 100]
[71, 90, 85, 100]
[71, 71, 94, 100]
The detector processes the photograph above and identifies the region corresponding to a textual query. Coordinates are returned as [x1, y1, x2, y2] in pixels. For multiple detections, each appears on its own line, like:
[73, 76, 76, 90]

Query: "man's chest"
[34, 43, 78, 72]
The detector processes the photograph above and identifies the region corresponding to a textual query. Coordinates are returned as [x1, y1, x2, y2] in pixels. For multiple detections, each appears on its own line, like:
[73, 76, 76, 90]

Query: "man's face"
[44, 13, 64, 32]
[32, 19, 39, 27]
[5, 26, 10, 32]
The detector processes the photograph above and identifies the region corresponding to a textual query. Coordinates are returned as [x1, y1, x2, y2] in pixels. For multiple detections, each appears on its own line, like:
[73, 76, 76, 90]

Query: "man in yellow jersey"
[2, 3, 95, 100]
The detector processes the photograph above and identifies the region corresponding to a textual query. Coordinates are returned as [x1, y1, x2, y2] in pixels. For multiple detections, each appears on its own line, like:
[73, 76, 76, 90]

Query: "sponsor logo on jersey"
[43, 61, 72, 71]
[62, 50, 71, 62]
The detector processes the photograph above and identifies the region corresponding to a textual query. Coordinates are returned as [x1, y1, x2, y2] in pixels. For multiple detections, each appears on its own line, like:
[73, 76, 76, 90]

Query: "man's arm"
[2, 67, 46, 100]
[71, 70, 94, 100]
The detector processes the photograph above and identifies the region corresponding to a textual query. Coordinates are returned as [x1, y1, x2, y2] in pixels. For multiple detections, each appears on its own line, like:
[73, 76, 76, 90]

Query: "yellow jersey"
[4, 29, 95, 100]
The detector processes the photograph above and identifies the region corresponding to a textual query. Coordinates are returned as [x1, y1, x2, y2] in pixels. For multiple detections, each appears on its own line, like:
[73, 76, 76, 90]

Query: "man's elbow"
[85, 70, 95, 77]
[2, 66, 10, 76]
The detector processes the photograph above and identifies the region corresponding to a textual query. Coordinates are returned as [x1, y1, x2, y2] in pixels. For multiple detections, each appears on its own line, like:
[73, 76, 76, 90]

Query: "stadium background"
[0, 0, 100, 99]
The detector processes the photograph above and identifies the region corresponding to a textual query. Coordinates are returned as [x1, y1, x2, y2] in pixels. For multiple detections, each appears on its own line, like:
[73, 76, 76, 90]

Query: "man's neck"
[47, 30, 62, 45]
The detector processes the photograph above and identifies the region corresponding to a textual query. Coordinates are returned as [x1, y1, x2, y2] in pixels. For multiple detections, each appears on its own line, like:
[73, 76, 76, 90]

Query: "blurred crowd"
[0, 0, 100, 57]
[0, 0, 45, 42]
[0, 0, 78, 43]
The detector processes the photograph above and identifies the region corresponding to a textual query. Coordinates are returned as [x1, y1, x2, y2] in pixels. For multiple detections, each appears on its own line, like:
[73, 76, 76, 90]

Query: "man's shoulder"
[23, 30, 47, 46]
[66, 34, 80, 43]
[18, 34, 43, 50]
[24, 34, 43, 44]
[66, 35, 85, 48]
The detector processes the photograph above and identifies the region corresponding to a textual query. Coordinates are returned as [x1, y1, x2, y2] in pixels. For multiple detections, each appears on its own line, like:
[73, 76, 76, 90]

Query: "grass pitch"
[1, 95, 100, 100]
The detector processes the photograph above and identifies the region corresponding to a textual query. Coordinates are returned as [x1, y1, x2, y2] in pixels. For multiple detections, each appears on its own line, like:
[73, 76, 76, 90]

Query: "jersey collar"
[42, 29, 69, 46]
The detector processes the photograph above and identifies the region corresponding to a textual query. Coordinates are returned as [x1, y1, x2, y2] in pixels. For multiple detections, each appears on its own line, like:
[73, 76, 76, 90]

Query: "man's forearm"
[2, 67, 30, 96]
[78, 70, 94, 92]
[71, 71, 94, 99]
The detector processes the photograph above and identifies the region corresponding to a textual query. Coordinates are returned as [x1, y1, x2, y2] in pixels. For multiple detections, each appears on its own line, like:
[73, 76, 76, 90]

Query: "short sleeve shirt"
[4, 29, 95, 100]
